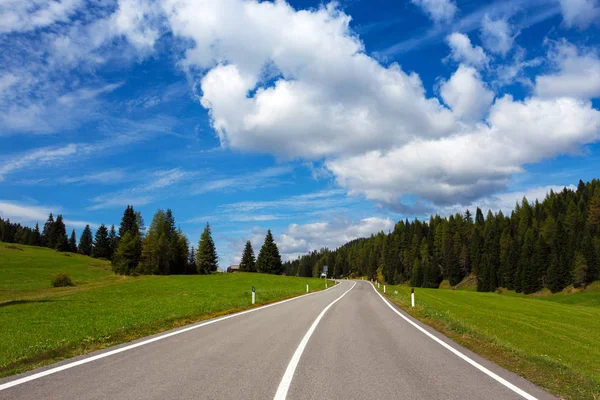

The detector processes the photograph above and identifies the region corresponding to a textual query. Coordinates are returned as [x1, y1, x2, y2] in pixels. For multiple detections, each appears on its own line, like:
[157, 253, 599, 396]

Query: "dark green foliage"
[239, 240, 256, 272]
[92, 224, 110, 259]
[112, 231, 141, 275]
[256, 229, 283, 275]
[196, 223, 218, 274]
[108, 225, 117, 260]
[41, 213, 54, 248]
[53, 215, 69, 252]
[68, 230, 77, 253]
[78, 225, 93, 256]
[283, 178, 600, 292]
[51, 273, 74, 287]
[139, 209, 190, 275]
[112, 206, 142, 275]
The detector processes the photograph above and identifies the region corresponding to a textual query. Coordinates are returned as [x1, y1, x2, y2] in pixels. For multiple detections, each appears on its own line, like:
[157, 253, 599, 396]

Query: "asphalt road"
[0, 280, 557, 400]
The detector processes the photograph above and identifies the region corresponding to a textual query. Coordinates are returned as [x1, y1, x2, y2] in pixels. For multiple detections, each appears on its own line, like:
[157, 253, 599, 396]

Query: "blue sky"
[1, 0, 599, 267]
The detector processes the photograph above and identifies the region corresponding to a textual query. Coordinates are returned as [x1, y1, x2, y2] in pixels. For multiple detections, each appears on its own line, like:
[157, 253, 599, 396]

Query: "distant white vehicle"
[320, 272, 327, 278]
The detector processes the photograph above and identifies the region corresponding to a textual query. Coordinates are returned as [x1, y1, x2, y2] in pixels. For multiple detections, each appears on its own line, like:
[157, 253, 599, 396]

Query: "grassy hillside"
[0, 243, 115, 301]
[0, 243, 334, 377]
[379, 284, 600, 400]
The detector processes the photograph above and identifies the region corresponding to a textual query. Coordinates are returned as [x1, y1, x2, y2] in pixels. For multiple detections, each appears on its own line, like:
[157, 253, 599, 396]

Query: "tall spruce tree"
[68, 230, 77, 253]
[108, 225, 117, 260]
[78, 225, 93, 256]
[256, 229, 283, 274]
[93, 224, 110, 258]
[196, 223, 218, 274]
[42, 213, 55, 248]
[53, 215, 69, 252]
[113, 206, 142, 275]
[239, 240, 256, 272]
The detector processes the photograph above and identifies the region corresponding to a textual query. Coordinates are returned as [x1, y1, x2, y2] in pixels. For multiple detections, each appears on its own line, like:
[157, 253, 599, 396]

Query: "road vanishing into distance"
[0, 280, 556, 400]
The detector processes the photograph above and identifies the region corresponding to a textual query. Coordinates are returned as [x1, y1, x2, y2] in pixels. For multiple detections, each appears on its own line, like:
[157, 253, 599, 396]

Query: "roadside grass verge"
[1, 244, 335, 378]
[378, 284, 600, 400]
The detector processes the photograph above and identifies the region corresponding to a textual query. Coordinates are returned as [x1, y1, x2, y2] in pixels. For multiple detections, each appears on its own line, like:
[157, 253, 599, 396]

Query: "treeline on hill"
[1, 206, 284, 276]
[284, 179, 600, 294]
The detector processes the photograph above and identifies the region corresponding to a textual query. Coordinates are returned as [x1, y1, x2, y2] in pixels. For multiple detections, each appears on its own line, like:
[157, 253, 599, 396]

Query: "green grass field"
[0, 243, 334, 377]
[379, 283, 600, 400]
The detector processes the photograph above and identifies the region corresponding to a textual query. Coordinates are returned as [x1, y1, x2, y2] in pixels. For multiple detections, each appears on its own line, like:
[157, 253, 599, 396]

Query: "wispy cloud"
[0, 116, 177, 182]
[379, 0, 560, 56]
[87, 168, 200, 210]
[190, 165, 294, 195]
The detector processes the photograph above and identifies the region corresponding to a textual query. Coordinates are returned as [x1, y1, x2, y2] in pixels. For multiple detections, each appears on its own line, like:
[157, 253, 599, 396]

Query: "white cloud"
[411, 0, 457, 24]
[480, 15, 517, 56]
[535, 40, 600, 100]
[559, 0, 600, 29]
[446, 32, 489, 69]
[493, 46, 543, 87]
[0, 0, 83, 34]
[224, 216, 395, 264]
[152, 1, 456, 160]
[327, 96, 600, 205]
[440, 65, 494, 121]
[0, 200, 97, 229]
[278, 217, 395, 260]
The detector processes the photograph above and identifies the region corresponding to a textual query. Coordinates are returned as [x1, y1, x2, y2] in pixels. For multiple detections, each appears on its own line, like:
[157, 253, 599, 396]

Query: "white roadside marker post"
[252, 286, 255, 305]
[306, 283, 309, 293]
[411, 288, 415, 307]
[384, 285, 386, 294]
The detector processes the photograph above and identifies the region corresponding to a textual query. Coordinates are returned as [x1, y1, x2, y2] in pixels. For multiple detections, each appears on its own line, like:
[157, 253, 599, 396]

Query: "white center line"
[369, 282, 538, 400]
[273, 281, 356, 400]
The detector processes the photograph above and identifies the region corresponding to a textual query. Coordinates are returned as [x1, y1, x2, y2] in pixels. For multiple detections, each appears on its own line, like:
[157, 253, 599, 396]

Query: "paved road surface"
[0, 280, 557, 400]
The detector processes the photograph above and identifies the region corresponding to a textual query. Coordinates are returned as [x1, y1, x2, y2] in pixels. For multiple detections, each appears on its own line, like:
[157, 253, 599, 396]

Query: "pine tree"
[108, 225, 117, 260]
[113, 206, 142, 275]
[112, 231, 141, 275]
[256, 229, 283, 274]
[78, 225, 93, 256]
[188, 246, 197, 274]
[572, 251, 588, 288]
[196, 223, 218, 274]
[42, 213, 55, 248]
[93, 224, 110, 259]
[68, 230, 77, 253]
[33, 223, 41, 246]
[410, 258, 423, 287]
[53, 215, 69, 252]
[239, 240, 256, 272]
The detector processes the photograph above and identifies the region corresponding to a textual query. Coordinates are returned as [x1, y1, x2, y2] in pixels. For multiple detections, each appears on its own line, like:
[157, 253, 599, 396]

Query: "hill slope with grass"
[0, 242, 334, 377]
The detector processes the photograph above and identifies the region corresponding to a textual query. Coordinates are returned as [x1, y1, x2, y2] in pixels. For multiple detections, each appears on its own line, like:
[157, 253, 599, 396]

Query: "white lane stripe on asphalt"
[0, 282, 342, 392]
[273, 281, 356, 400]
[370, 282, 537, 400]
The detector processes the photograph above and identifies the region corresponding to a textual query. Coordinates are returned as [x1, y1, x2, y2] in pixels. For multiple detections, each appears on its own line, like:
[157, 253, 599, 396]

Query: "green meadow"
[0, 243, 333, 377]
[379, 283, 600, 400]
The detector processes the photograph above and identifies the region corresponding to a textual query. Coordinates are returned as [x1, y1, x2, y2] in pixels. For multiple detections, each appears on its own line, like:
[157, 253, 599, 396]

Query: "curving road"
[0, 280, 556, 400]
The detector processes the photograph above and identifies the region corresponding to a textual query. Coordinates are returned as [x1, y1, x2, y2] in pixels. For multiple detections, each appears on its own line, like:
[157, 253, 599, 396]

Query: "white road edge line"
[273, 281, 356, 400]
[369, 282, 538, 400]
[0, 281, 341, 392]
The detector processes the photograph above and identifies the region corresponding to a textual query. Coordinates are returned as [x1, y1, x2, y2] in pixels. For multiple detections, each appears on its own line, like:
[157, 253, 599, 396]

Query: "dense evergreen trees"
[239, 241, 256, 272]
[256, 230, 283, 274]
[285, 179, 600, 293]
[138, 209, 191, 275]
[196, 223, 218, 274]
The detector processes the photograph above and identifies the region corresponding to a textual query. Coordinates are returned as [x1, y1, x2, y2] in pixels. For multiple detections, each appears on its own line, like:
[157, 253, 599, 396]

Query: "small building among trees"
[227, 265, 240, 273]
